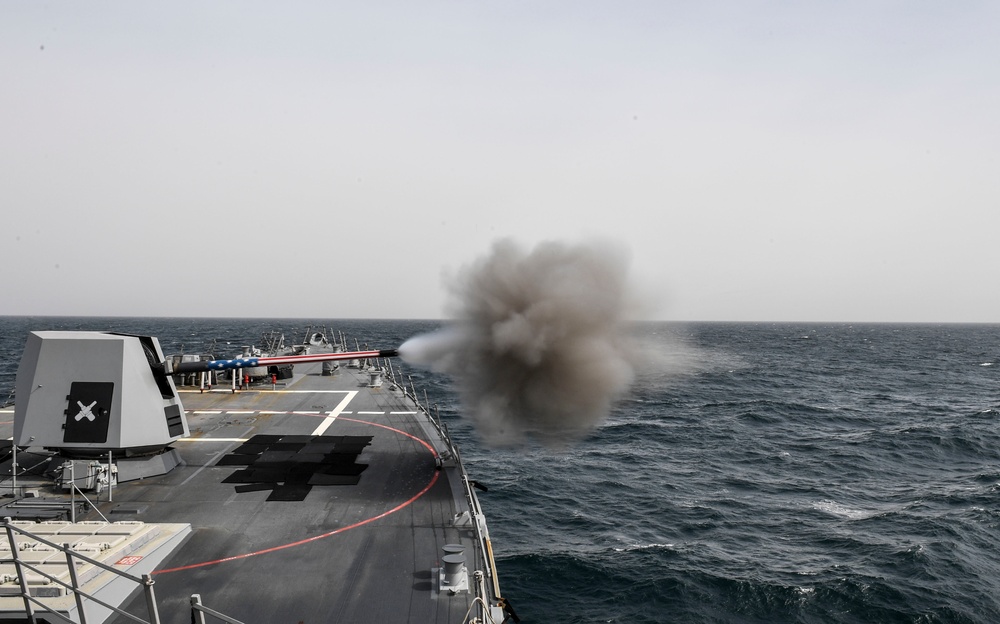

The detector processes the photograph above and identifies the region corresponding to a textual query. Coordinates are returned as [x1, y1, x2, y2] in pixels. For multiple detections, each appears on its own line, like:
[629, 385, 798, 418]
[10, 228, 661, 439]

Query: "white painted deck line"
[311, 391, 358, 436]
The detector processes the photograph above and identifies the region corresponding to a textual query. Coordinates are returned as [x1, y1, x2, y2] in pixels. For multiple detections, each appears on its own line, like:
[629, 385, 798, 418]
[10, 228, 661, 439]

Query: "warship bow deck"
[0, 332, 506, 624]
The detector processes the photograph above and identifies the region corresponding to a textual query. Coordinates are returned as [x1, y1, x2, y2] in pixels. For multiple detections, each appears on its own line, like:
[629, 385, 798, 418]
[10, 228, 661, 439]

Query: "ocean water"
[2, 318, 999, 623]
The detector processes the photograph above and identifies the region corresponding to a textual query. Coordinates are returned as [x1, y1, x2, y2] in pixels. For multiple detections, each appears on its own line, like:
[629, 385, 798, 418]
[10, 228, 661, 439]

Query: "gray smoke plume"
[399, 239, 641, 446]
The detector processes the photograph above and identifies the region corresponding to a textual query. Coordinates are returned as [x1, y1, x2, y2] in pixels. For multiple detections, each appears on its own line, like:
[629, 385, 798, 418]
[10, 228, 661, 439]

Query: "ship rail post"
[142, 575, 160, 624]
[189, 594, 248, 624]
[3, 519, 36, 623]
[190, 595, 207, 624]
[64, 542, 89, 624]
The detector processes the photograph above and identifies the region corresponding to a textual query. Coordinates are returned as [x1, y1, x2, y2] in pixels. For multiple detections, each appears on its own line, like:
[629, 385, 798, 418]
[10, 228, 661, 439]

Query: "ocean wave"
[699, 398, 834, 415]
[612, 542, 675, 553]
[812, 499, 879, 520]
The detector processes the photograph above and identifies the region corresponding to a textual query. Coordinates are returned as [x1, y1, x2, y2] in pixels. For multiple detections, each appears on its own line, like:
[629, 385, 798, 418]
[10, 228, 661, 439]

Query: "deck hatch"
[63, 381, 114, 444]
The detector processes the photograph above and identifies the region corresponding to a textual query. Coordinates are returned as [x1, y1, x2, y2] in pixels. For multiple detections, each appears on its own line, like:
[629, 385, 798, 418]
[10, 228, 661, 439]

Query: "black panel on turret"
[164, 404, 184, 437]
[63, 382, 114, 444]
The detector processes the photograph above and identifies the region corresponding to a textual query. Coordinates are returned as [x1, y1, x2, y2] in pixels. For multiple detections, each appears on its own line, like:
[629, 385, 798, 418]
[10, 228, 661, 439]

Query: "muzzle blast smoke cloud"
[399, 240, 640, 446]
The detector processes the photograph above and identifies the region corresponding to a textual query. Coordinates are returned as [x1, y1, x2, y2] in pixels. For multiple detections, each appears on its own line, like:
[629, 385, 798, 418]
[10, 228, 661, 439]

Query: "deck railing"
[383, 360, 508, 624]
[0, 519, 240, 624]
[2, 518, 161, 624]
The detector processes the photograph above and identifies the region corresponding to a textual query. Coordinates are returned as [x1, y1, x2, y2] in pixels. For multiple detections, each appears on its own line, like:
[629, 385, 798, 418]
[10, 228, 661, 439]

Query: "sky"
[2, 1, 998, 322]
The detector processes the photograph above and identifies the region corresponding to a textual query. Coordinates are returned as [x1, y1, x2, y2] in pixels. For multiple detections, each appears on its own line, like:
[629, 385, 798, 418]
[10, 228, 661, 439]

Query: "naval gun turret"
[14, 331, 189, 481]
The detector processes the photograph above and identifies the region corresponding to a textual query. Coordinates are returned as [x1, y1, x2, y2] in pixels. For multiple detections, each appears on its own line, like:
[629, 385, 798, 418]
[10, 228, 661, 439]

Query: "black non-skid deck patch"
[220, 434, 372, 501]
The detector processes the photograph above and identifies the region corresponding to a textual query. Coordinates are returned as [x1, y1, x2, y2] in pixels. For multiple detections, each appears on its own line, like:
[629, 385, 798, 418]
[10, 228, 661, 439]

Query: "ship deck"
[0, 359, 486, 624]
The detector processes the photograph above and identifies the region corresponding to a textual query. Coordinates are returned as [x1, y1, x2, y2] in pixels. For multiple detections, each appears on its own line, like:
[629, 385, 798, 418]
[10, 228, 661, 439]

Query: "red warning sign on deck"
[115, 555, 144, 566]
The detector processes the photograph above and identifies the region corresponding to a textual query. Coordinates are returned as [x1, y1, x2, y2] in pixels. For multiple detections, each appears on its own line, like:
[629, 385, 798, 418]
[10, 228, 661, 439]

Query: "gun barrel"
[173, 348, 399, 374]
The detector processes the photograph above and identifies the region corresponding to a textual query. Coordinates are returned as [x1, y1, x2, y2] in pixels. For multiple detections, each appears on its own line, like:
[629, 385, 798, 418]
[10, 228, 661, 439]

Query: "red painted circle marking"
[154, 417, 439, 575]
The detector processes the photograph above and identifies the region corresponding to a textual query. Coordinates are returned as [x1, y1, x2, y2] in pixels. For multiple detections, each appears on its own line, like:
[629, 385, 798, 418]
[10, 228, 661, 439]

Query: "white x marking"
[75, 400, 97, 422]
